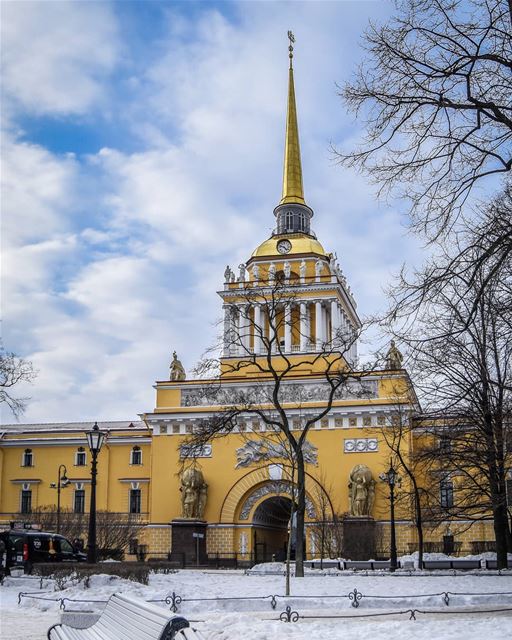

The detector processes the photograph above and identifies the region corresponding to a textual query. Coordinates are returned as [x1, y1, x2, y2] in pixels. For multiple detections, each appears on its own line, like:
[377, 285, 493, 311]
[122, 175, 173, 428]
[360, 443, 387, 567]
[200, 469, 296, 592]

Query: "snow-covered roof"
[1, 420, 146, 435]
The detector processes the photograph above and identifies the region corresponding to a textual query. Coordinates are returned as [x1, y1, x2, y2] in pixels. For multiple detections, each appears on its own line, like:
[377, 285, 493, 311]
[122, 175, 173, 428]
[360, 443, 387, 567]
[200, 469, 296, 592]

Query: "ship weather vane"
[287, 30, 295, 67]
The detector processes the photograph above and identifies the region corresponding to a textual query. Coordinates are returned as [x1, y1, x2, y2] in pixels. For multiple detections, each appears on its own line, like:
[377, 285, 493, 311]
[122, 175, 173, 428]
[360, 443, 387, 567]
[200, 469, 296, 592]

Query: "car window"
[57, 538, 74, 553]
[30, 536, 50, 552]
[8, 534, 26, 551]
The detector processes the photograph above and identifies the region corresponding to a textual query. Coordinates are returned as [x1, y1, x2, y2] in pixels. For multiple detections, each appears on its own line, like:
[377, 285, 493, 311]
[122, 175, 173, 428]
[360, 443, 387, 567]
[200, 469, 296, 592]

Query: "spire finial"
[287, 30, 295, 69]
[279, 30, 306, 206]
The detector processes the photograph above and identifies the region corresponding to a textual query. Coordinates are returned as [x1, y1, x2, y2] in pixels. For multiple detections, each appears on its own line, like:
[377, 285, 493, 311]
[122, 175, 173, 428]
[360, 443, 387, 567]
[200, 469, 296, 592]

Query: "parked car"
[0, 527, 87, 573]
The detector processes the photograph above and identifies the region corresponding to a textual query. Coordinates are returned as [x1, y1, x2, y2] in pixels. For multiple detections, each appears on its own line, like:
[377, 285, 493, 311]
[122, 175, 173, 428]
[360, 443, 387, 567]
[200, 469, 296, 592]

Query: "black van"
[0, 527, 87, 573]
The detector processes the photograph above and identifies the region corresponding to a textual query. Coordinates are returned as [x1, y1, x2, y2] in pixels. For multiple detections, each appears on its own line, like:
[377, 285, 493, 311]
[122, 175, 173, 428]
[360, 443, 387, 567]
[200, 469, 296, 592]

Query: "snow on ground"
[2, 566, 512, 639]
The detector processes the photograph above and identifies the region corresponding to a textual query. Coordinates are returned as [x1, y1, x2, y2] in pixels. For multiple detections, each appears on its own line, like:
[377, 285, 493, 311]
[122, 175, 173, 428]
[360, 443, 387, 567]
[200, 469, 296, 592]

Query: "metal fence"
[17, 586, 512, 613]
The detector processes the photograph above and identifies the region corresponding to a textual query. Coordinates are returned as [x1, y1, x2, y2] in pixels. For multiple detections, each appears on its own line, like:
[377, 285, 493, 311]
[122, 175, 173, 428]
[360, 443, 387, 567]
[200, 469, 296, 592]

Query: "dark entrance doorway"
[252, 496, 293, 563]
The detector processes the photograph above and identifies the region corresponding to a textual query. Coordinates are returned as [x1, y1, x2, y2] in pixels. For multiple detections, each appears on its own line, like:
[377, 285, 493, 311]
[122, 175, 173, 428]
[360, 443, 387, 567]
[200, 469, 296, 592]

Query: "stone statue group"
[180, 467, 208, 519]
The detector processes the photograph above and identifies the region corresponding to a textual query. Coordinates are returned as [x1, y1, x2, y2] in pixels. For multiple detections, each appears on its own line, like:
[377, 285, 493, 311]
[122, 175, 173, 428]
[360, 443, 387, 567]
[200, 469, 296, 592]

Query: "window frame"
[74, 489, 86, 514]
[22, 449, 33, 467]
[129, 488, 142, 514]
[440, 479, 454, 509]
[75, 447, 87, 467]
[20, 489, 32, 514]
[130, 446, 142, 466]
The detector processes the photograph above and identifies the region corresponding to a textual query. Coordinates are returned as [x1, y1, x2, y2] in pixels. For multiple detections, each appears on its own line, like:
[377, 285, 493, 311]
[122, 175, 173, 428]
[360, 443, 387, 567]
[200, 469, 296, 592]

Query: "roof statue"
[386, 340, 403, 370]
[170, 351, 186, 381]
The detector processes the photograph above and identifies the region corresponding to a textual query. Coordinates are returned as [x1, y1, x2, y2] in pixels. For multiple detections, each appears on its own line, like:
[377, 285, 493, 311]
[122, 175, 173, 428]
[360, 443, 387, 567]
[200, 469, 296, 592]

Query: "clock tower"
[218, 33, 360, 373]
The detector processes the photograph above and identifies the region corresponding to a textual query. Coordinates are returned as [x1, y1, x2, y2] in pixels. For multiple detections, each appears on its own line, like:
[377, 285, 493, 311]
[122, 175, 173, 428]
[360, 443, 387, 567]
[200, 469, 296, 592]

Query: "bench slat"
[48, 594, 189, 640]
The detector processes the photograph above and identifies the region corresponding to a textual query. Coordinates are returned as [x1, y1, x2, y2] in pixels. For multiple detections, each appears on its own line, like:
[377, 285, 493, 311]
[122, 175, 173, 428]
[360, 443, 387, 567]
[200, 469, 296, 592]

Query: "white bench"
[47, 593, 199, 640]
[422, 559, 481, 570]
[344, 560, 392, 570]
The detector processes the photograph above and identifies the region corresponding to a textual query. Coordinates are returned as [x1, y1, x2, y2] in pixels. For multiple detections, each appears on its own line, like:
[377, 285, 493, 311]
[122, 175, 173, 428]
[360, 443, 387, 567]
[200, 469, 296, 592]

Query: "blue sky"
[2, 0, 425, 423]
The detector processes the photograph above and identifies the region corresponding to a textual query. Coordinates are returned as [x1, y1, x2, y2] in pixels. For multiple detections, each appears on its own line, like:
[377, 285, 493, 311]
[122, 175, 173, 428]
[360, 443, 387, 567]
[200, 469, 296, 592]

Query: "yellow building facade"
[0, 42, 498, 563]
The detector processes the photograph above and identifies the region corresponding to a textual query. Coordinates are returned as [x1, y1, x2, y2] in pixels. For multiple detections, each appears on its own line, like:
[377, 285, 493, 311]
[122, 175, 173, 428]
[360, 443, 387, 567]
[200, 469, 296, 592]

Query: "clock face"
[277, 239, 292, 254]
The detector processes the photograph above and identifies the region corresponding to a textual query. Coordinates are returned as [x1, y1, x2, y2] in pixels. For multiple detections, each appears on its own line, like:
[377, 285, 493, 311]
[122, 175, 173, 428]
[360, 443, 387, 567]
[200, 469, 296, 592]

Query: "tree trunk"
[295, 451, 306, 578]
[415, 490, 424, 569]
[493, 500, 510, 569]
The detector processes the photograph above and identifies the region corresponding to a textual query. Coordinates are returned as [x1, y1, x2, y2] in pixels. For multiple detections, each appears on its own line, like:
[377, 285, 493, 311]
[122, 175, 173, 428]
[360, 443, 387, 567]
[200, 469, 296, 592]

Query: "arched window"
[75, 447, 86, 466]
[285, 210, 294, 232]
[130, 446, 142, 465]
[22, 449, 33, 467]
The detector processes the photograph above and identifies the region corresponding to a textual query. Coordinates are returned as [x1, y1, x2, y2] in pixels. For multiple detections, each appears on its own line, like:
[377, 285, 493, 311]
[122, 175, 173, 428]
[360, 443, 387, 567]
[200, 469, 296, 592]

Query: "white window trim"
[75, 449, 87, 466]
[21, 450, 34, 467]
[130, 447, 142, 465]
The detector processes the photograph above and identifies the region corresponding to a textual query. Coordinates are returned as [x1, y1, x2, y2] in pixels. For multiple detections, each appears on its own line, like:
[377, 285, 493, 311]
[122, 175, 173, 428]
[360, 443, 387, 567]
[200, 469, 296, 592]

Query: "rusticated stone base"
[342, 516, 376, 560]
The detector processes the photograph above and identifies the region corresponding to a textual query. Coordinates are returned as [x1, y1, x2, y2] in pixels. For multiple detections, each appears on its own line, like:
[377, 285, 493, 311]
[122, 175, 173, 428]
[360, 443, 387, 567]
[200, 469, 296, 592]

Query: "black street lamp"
[379, 463, 400, 572]
[50, 464, 70, 534]
[86, 422, 106, 563]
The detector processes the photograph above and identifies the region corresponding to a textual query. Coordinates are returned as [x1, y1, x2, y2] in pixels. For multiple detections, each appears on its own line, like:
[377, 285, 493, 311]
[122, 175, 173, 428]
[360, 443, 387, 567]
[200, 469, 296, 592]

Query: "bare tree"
[395, 257, 512, 567]
[338, 0, 512, 240]
[24, 507, 145, 559]
[28, 506, 87, 543]
[0, 346, 37, 419]
[185, 280, 372, 577]
[309, 475, 344, 565]
[95, 511, 145, 559]
[386, 183, 512, 334]
[376, 401, 426, 566]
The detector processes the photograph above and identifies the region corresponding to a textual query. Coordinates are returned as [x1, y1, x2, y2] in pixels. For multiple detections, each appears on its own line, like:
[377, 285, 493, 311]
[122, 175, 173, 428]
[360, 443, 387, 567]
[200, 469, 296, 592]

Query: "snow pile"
[2, 568, 512, 639]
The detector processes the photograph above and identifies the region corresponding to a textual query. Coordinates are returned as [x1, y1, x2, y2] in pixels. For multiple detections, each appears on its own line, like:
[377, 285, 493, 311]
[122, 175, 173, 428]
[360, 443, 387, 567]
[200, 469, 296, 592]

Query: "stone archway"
[252, 495, 293, 563]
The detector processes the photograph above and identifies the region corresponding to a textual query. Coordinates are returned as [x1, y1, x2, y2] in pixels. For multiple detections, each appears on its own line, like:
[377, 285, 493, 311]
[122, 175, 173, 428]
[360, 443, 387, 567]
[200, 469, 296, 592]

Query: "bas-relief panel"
[181, 380, 378, 407]
[344, 438, 378, 453]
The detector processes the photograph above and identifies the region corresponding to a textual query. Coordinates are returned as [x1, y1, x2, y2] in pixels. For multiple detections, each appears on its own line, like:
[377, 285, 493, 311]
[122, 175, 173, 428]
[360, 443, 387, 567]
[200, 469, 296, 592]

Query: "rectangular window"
[76, 451, 86, 466]
[440, 480, 454, 508]
[129, 489, 141, 514]
[22, 451, 33, 467]
[439, 436, 452, 455]
[74, 489, 85, 514]
[20, 489, 32, 514]
[131, 448, 142, 465]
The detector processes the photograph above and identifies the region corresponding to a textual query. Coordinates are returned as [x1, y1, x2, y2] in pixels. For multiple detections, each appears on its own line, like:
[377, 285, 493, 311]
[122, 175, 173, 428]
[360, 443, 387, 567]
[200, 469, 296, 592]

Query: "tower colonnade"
[222, 295, 357, 363]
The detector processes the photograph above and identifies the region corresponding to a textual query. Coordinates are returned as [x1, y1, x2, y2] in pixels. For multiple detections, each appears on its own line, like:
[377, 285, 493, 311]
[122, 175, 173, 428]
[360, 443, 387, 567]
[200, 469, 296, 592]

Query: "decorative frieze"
[344, 438, 378, 453]
[181, 379, 378, 407]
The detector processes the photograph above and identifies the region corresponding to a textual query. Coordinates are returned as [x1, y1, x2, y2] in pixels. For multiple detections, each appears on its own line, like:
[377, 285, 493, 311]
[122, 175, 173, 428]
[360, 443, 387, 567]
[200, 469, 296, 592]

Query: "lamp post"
[50, 464, 70, 534]
[379, 463, 400, 572]
[86, 422, 106, 563]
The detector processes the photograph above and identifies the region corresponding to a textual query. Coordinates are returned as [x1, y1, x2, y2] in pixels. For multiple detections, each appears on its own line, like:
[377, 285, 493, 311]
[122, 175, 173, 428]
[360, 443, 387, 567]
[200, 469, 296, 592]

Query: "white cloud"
[2, 1, 426, 424]
[1, 136, 78, 245]
[1, 1, 119, 115]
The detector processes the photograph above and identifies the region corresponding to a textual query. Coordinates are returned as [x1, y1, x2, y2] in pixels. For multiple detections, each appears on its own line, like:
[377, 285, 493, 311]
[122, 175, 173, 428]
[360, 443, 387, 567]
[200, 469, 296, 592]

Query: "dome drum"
[274, 202, 313, 236]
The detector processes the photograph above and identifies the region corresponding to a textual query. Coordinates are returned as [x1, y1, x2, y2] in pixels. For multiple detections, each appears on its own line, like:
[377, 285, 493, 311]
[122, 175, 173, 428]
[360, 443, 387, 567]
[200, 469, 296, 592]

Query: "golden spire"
[279, 31, 306, 206]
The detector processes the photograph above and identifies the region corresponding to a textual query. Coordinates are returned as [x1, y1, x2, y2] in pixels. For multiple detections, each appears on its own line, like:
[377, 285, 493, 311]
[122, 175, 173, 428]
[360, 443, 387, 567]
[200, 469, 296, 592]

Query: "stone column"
[331, 299, 339, 344]
[239, 305, 251, 354]
[253, 304, 262, 354]
[300, 302, 308, 352]
[222, 305, 231, 357]
[315, 300, 323, 350]
[284, 304, 292, 353]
